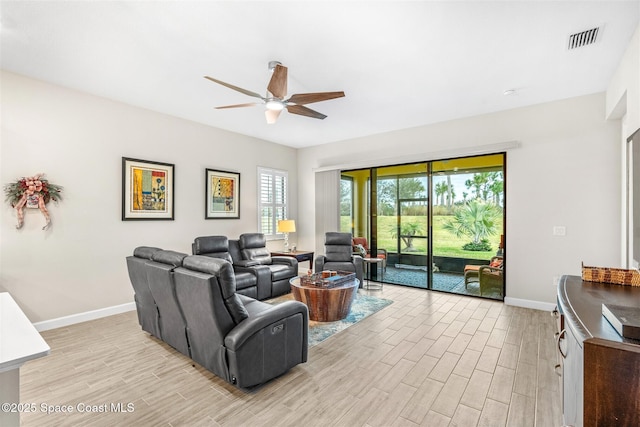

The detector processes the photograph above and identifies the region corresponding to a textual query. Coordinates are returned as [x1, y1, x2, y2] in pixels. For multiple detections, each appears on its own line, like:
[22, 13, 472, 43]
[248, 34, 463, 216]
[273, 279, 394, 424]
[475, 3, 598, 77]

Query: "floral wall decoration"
[4, 173, 63, 230]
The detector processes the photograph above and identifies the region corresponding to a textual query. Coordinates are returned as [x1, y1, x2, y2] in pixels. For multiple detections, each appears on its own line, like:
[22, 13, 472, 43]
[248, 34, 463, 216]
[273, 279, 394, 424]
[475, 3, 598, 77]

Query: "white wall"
[0, 71, 297, 322]
[606, 24, 640, 267]
[607, 24, 640, 135]
[297, 93, 621, 306]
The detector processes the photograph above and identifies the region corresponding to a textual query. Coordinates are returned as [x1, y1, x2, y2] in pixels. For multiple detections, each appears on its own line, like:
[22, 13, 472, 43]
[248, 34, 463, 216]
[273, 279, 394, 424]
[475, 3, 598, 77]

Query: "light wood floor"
[20, 284, 562, 426]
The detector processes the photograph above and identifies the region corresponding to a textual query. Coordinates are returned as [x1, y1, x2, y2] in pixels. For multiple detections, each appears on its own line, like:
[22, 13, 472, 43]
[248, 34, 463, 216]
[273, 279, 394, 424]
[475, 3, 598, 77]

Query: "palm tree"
[464, 174, 485, 200]
[464, 172, 504, 203]
[446, 175, 454, 210]
[489, 178, 503, 206]
[434, 181, 447, 205]
[443, 200, 500, 246]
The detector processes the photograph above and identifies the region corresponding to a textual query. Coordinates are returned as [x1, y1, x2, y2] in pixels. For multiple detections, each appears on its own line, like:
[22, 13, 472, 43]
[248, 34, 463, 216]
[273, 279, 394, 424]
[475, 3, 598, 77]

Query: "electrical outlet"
[553, 226, 566, 236]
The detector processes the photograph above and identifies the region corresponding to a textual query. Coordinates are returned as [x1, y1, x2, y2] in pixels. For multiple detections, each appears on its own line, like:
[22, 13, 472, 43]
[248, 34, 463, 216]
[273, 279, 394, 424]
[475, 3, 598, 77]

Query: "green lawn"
[341, 215, 502, 261]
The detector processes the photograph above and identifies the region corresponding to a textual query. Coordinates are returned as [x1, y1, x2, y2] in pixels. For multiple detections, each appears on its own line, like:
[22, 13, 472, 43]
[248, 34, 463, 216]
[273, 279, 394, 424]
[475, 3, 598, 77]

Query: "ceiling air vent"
[568, 27, 600, 50]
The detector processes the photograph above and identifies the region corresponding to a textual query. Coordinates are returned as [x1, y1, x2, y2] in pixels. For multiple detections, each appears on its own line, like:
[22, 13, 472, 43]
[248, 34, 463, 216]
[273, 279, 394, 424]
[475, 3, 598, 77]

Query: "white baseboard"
[33, 302, 136, 332]
[30, 297, 555, 331]
[504, 296, 556, 312]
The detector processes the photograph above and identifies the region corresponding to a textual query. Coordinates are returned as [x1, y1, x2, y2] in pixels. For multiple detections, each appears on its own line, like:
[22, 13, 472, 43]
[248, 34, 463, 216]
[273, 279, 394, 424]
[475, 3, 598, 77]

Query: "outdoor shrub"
[462, 239, 493, 252]
[432, 205, 450, 216]
[403, 204, 428, 216]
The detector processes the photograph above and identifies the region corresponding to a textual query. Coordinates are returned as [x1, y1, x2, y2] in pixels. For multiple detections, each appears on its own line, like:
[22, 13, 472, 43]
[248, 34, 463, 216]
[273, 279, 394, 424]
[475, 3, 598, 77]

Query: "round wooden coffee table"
[289, 276, 359, 322]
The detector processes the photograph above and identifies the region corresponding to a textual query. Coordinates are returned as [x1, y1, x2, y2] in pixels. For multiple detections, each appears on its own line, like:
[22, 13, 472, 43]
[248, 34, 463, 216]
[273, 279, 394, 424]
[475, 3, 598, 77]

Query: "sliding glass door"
[341, 153, 505, 300]
[380, 165, 429, 287]
[431, 155, 505, 299]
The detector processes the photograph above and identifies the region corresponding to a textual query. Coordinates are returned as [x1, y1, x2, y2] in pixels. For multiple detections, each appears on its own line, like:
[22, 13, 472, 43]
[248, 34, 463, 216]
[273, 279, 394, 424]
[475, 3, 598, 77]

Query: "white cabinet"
[560, 324, 583, 427]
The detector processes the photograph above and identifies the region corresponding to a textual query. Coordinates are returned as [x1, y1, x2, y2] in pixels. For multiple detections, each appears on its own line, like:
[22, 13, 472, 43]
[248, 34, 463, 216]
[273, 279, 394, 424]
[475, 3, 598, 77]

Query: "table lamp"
[277, 219, 296, 252]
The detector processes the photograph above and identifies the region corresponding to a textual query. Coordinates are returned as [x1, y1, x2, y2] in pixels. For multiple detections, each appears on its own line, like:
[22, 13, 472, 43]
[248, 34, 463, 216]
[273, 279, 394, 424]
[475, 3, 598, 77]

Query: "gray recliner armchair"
[233, 233, 298, 298]
[315, 232, 363, 287]
[173, 255, 308, 388]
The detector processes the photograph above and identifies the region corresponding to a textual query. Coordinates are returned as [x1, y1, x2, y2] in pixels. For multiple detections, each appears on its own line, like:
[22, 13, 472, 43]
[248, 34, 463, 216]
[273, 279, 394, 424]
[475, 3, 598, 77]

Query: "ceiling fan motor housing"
[268, 60, 282, 71]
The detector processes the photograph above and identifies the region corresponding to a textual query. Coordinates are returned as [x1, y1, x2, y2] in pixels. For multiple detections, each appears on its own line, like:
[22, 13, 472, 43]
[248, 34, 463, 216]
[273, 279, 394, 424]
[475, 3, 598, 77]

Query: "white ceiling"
[1, 1, 639, 148]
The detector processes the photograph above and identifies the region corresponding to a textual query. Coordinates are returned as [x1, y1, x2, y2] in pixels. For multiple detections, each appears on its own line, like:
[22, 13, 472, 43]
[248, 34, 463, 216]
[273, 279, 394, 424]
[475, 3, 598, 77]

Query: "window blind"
[258, 167, 288, 238]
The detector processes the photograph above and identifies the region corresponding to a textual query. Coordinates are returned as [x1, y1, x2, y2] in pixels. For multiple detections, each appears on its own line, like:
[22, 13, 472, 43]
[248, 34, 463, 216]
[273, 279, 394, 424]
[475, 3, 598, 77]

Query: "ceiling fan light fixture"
[265, 99, 285, 111]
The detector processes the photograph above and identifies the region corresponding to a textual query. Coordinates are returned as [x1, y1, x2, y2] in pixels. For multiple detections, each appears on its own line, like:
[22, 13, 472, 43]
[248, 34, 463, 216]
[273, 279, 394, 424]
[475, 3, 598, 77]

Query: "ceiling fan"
[204, 61, 345, 124]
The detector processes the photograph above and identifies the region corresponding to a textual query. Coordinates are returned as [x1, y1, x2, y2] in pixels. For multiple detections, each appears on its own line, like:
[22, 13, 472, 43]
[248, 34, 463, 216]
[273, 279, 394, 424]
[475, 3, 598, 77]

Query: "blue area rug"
[269, 293, 393, 347]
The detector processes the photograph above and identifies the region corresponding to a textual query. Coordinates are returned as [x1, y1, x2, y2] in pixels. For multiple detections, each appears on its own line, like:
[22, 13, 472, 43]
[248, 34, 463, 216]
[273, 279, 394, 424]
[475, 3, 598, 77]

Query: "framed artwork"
[122, 157, 174, 220]
[205, 168, 240, 219]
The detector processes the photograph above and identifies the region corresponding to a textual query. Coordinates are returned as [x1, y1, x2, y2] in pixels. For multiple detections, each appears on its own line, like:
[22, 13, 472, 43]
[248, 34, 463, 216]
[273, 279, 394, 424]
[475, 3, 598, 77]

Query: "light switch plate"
[553, 226, 566, 236]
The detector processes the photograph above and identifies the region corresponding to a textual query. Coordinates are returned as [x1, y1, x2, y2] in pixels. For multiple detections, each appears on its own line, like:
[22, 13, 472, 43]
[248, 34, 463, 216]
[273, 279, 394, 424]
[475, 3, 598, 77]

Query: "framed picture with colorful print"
[205, 168, 240, 219]
[122, 157, 175, 220]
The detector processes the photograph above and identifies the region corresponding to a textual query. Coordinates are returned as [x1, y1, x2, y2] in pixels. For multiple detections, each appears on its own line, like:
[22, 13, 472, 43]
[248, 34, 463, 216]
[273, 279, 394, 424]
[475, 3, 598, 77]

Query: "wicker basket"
[581, 263, 640, 287]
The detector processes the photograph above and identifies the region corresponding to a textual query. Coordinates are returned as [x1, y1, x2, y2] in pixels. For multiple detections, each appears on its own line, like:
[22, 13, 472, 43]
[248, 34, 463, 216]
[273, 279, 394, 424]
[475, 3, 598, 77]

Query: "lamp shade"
[277, 219, 296, 233]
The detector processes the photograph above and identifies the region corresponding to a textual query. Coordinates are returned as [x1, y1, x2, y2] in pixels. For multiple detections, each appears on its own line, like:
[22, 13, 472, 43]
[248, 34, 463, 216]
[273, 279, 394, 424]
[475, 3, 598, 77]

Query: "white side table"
[362, 257, 385, 290]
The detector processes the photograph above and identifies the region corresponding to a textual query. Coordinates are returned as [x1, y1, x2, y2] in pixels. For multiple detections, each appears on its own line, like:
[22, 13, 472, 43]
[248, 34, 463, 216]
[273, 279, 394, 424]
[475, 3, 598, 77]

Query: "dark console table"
[556, 275, 640, 427]
[271, 250, 314, 270]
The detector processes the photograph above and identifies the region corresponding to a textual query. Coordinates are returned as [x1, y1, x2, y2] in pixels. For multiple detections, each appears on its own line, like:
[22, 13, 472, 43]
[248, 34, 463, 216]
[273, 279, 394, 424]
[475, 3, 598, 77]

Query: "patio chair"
[352, 237, 387, 271]
[464, 256, 503, 288]
[479, 264, 504, 296]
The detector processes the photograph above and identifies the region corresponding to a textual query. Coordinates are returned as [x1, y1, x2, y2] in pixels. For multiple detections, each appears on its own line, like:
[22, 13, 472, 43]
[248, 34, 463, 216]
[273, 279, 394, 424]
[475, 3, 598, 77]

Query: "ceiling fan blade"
[267, 64, 288, 99]
[204, 76, 264, 99]
[286, 104, 327, 120]
[287, 91, 345, 105]
[215, 102, 259, 109]
[265, 109, 282, 124]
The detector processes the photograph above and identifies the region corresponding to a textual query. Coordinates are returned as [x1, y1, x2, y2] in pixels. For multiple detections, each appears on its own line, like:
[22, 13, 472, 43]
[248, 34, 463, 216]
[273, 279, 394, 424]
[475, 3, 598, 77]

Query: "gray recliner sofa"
[126, 246, 162, 338]
[315, 232, 364, 287]
[192, 235, 266, 299]
[126, 248, 308, 388]
[146, 249, 190, 357]
[193, 235, 294, 300]
[230, 233, 298, 299]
